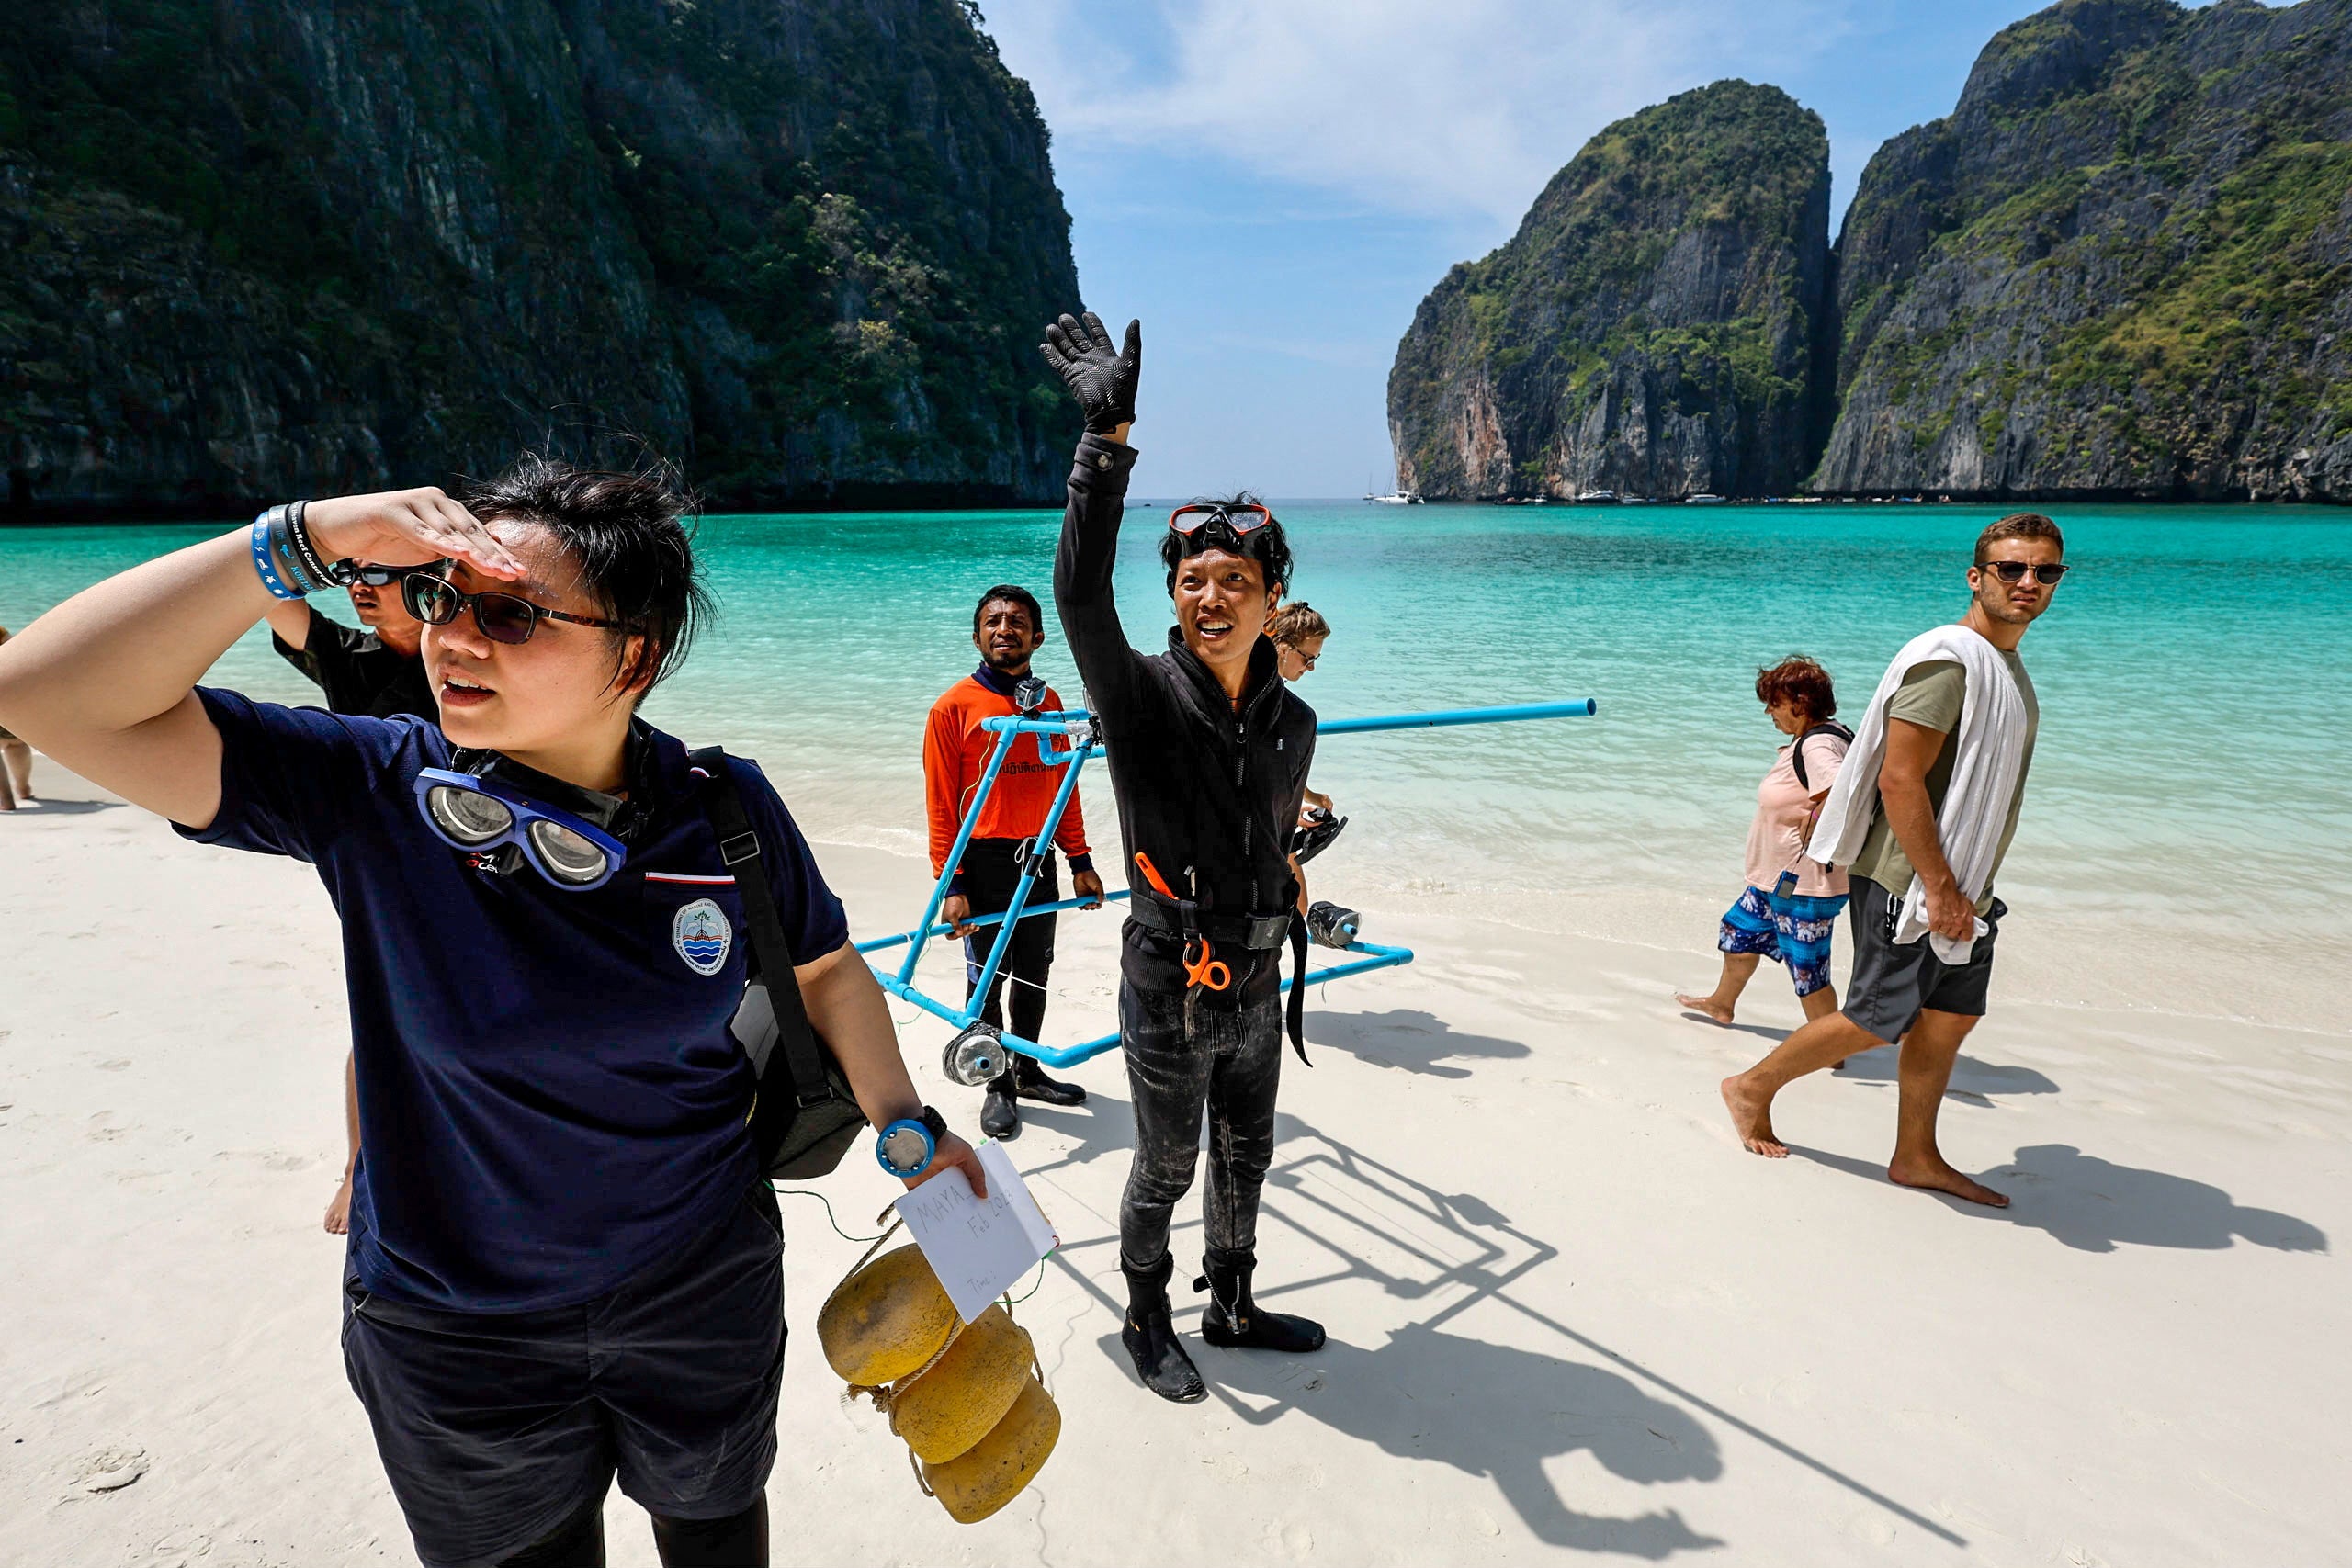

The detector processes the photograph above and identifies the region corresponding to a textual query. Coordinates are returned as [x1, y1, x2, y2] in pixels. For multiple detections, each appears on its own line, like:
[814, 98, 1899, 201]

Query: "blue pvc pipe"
[869, 695, 1589, 1066]
[982, 711, 1093, 766]
[1313, 698, 1597, 735]
[854, 887, 1134, 955]
[962, 738, 1094, 1009]
[899, 724, 1020, 985]
[975, 697, 1597, 745]
[882, 940, 1420, 1070]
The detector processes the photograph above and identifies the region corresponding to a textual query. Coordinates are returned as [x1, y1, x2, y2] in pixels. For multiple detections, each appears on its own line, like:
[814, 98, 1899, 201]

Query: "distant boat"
[1366, 490, 1419, 504]
[1686, 493, 1727, 505]
[1575, 488, 1619, 503]
[1619, 495, 1655, 505]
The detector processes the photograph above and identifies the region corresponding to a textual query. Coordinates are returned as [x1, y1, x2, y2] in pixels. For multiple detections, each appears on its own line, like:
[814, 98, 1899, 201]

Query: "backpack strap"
[1791, 720, 1854, 793]
[689, 746, 834, 1114]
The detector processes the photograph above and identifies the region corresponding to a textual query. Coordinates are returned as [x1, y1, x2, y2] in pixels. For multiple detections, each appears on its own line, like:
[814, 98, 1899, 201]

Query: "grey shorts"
[341, 1182, 786, 1568]
[1842, 876, 2006, 1043]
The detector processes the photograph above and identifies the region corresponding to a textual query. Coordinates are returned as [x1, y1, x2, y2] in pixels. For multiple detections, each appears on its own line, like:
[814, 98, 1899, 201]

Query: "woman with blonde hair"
[1266, 603, 1335, 820]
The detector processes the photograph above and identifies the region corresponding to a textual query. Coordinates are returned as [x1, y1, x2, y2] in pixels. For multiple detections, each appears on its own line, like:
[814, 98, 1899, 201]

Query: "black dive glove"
[1039, 310, 1141, 434]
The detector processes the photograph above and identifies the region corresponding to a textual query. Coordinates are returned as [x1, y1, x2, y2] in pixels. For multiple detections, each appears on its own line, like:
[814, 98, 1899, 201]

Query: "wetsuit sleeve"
[1052, 433, 1146, 730]
[173, 687, 413, 861]
[732, 758, 851, 962]
[922, 694, 967, 892]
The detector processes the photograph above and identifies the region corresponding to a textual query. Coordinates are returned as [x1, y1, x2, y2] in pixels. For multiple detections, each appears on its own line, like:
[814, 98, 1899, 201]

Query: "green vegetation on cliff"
[1818, 0, 2352, 500]
[1387, 81, 1830, 500]
[0, 0, 1079, 514]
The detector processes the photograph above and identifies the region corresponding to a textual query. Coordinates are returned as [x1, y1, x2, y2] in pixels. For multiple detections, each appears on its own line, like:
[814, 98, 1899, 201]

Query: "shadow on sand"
[1189, 1321, 1724, 1555]
[1, 796, 121, 816]
[1794, 1142, 2329, 1253]
[1675, 1010, 1792, 1044]
[1041, 1110, 1964, 1555]
[1304, 1007, 1532, 1078]
[1830, 1047, 2062, 1105]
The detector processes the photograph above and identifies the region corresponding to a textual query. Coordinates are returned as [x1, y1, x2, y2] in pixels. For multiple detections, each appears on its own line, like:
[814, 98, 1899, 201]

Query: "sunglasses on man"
[401, 572, 622, 646]
[1978, 560, 2071, 585]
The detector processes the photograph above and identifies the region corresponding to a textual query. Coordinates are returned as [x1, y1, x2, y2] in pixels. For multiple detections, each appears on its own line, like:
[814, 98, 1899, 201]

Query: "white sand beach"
[4, 763, 2346, 1565]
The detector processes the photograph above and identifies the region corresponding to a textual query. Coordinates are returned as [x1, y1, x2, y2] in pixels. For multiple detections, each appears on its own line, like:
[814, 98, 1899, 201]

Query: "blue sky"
[982, 0, 2212, 497]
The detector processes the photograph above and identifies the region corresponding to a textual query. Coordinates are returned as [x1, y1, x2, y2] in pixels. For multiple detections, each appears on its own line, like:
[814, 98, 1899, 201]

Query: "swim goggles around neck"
[413, 767, 628, 890]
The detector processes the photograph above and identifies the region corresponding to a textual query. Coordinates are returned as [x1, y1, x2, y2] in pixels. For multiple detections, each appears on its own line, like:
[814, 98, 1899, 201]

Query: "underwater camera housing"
[1012, 676, 1049, 716]
[943, 1021, 1010, 1087]
[1306, 900, 1361, 950]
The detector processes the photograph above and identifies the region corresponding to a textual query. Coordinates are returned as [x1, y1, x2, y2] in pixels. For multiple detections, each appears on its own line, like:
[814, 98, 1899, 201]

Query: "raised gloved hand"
[1039, 310, 1141, 434]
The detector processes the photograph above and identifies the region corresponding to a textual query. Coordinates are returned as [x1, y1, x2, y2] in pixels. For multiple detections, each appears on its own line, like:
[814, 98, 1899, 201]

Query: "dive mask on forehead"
[414, 750, 639, 890]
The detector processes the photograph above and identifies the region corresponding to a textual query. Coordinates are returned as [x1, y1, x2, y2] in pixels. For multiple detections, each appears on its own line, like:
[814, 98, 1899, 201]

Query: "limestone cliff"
[0, 0, 1078, 516]
[1817, 0, 2352, 500]
[1385, 82, 1832, 500]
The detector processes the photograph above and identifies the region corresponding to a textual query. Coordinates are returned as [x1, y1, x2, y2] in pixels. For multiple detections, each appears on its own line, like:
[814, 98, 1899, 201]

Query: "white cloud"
[985, 0, 1858, 226]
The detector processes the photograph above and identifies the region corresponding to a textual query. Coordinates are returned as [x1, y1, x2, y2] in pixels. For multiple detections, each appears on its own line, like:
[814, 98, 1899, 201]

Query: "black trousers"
[343, 1184, 784, 1568]
[959, 837, 1059, 1047]
[1117, 978, 1283, 1274]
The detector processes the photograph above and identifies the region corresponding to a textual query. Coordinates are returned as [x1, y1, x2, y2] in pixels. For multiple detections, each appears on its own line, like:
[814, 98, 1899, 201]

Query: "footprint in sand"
[74, 1446, 149, 1494]
[1261, 1520, 1315, 1559]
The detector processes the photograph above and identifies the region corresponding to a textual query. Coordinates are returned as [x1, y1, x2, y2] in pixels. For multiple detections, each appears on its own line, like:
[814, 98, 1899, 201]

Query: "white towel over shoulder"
[1805, 624, 2029, 963]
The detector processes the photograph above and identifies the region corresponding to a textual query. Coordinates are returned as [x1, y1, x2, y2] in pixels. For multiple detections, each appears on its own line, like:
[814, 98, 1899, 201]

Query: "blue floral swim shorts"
[1717, 883, 1849, 998]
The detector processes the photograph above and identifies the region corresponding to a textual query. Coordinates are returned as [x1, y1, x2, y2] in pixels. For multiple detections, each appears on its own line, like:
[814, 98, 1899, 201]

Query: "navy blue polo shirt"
[178, 688, 848, 1312]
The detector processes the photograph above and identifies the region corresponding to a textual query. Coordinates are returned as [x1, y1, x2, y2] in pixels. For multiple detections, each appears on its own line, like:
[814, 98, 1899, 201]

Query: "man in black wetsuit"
[1044, 310, 1326, 1404]
[264, 569, 435, 1233]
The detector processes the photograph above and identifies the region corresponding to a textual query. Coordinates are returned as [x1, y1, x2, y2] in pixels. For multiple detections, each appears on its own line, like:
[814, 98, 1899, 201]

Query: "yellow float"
[917, 1374, 1063, 1524]
[819, 1225, 1061, 1524]
[816, 1242, 957, 1386]
[888, 1303, 1036, 1464]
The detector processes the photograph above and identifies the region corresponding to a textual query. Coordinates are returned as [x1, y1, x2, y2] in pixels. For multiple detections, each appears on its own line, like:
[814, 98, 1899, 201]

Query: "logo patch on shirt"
[672, 897, 733, 976]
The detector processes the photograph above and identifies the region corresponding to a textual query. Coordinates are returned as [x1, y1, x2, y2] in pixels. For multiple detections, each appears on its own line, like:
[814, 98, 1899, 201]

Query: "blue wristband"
[250, 511, 307, 601]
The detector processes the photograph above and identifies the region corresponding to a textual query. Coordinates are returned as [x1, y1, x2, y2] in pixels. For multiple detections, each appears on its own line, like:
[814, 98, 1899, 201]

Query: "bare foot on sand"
[1676, 993, 1734, 1025]
[1888, 1154, 2008, 1207]
[324, 1176, 353, 1235]
[1720, 1075, 1786, 1157]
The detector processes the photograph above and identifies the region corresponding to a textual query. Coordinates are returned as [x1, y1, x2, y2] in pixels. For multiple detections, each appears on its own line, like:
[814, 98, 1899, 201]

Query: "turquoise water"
[6, 502, 2349, 974]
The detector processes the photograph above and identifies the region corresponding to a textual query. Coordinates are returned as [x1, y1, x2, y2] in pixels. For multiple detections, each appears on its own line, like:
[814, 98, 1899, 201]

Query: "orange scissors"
[1133, 852, 1232, 992]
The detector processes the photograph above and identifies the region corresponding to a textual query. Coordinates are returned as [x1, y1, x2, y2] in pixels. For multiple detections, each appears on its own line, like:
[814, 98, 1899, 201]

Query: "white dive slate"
[892, 1139, 1059, 1323]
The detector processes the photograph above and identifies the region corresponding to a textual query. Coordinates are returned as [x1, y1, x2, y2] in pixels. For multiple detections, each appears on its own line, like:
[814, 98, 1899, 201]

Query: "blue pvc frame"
[854, 697, 1597, 1069]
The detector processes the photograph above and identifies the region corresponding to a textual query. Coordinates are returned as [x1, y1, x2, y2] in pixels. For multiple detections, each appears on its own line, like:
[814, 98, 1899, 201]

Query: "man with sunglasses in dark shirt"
[1043, 310, 1326, 1405]
[265, 564, 439, 1235]
[1722, 513, 2067, 1210]
[266, 563, 437, 722]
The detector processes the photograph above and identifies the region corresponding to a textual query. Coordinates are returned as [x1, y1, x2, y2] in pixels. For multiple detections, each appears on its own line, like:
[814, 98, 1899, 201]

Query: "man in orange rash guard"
[924, 583, 1107, 1136]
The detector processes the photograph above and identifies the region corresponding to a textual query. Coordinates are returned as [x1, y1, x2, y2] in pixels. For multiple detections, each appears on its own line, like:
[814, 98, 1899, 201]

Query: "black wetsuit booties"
[1053, 431, 1329, 1403]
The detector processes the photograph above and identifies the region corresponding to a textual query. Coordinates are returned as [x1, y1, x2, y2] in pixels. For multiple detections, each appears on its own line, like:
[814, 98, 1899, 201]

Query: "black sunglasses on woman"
[402, 572, 622, 645]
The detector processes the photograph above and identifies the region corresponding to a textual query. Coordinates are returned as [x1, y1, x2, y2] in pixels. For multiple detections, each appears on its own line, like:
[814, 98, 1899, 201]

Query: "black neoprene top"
[1053, 433, 1316, 1005]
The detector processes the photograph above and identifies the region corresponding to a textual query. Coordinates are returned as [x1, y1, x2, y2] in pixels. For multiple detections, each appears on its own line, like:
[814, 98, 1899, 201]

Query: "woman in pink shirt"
[1679, 657, 1852, 1028]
